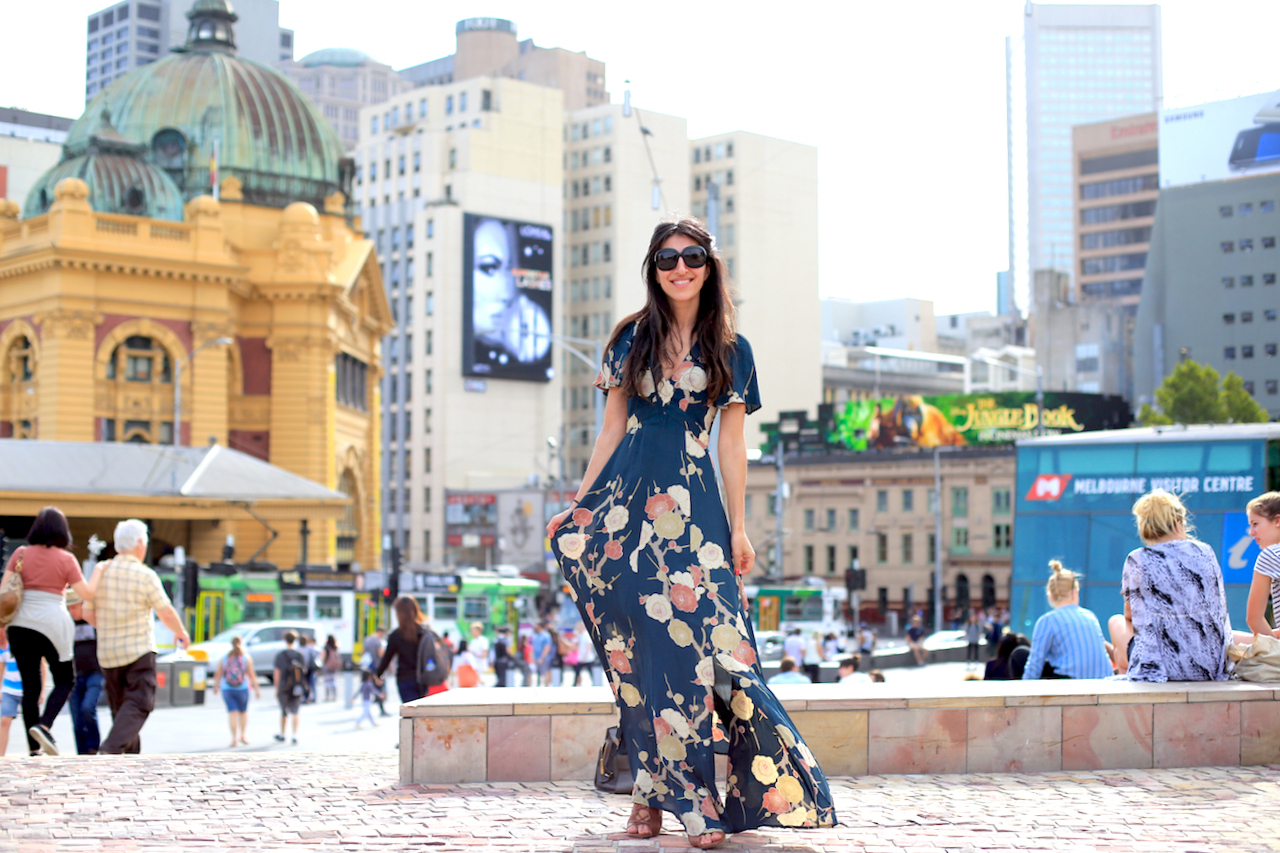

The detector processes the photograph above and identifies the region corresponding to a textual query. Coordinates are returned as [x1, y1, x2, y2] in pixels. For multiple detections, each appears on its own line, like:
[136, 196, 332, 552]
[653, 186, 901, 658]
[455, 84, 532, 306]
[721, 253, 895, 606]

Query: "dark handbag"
[593, 725, 634, 795]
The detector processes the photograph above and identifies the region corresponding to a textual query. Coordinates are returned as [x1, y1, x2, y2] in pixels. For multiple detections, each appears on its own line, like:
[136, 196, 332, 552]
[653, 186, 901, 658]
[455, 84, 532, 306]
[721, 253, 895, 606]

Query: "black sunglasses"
[653, 246, 709, 271]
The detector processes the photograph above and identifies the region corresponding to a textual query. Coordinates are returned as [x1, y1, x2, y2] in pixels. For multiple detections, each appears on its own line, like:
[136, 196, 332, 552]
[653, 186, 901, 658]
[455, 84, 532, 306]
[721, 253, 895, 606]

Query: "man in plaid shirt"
[85, 519, 190, 754]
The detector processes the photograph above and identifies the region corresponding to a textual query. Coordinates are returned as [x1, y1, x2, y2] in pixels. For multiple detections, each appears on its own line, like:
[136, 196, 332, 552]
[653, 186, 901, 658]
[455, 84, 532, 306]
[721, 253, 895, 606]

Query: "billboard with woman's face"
[462, 213, 554, 381]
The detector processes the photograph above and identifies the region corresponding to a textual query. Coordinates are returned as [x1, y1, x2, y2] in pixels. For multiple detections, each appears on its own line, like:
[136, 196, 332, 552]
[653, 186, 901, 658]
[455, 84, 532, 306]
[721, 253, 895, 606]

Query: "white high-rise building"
[84, 0, 293, 102]
[1015, 4, 1162, 295]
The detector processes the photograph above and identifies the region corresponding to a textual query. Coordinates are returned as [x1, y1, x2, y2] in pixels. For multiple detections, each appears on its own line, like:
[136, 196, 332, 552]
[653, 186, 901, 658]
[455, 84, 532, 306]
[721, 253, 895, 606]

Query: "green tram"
[158, 564, 540, 654]
[403, 568, 541, 646]
[746, 581, 847, 636]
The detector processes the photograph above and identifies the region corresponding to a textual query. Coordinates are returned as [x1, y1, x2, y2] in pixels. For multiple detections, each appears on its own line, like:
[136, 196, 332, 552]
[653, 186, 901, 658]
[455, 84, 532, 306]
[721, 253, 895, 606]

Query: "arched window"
[336, 469, 360, 568]
[2, 335, 37, 439]
[981, 574, 998, 609]
[101, 334, 176, 444]
[954, 573, 971, 610]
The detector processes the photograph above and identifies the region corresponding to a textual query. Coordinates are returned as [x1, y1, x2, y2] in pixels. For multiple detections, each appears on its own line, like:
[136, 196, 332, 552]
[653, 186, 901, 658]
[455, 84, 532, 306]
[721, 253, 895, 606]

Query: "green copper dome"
[299, 48, 375, 68]
[53, 0, 350, 213]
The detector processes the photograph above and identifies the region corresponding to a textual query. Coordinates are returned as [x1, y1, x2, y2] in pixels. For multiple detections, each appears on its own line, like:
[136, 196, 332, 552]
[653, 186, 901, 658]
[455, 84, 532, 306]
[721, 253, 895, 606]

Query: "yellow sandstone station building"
[0, 0, 391, 570]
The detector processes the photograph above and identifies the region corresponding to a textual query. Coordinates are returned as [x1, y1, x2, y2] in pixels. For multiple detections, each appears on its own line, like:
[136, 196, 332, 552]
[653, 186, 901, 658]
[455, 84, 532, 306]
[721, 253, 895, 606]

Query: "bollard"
[343, 669, 355, 709]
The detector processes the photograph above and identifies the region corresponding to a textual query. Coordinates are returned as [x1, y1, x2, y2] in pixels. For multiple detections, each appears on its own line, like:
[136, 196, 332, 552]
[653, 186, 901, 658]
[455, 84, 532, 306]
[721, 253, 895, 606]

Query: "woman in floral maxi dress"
[547, 219, 836, 849]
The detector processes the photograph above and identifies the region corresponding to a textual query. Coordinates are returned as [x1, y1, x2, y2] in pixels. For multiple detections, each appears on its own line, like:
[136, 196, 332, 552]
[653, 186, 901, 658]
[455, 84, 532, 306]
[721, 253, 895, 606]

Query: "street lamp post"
[550, 333, 605, 440]
[174, 337, 234, 445]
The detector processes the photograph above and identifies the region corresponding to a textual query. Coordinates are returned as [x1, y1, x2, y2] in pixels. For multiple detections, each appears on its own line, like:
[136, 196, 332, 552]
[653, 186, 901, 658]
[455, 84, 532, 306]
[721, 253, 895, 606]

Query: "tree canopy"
[1139, 359, 1269, 425]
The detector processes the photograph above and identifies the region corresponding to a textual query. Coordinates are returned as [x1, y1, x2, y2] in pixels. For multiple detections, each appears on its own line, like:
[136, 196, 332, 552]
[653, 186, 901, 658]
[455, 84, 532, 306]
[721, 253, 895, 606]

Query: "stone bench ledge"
[401, 679, 1280, 718]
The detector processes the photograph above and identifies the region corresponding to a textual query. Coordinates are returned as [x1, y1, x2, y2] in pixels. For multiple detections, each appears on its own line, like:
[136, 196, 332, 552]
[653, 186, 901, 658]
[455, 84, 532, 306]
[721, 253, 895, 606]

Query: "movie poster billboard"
[832, 392, 1131, 451]
[462, 213, 554, 381]
[1160, 90, 1280, 188]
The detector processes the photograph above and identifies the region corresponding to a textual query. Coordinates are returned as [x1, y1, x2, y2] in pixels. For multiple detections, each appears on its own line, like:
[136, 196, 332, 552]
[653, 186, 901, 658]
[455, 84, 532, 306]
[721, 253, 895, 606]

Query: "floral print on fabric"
[553, 322, 837, 835]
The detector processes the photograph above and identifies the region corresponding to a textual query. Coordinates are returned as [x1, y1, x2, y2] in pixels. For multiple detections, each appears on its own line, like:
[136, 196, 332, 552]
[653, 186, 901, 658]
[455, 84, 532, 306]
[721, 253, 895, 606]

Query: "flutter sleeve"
[715, 334, 762, 414]
[594, 321, 635, 392]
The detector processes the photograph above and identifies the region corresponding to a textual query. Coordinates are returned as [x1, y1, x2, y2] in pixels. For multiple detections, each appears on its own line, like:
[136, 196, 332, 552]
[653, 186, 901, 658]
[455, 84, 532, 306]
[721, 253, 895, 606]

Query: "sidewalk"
[0, 753, 1276, 852]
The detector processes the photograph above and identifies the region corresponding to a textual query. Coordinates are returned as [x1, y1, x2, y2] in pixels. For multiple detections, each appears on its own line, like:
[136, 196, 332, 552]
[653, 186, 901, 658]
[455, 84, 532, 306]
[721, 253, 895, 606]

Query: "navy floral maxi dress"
[552, 322, 837, 837]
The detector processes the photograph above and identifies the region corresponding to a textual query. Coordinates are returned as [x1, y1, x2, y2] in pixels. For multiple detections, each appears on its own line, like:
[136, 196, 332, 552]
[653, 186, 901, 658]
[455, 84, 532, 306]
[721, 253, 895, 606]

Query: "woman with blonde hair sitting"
[1022, 561, 1112, 680]
[1108, 489, 1233, 682]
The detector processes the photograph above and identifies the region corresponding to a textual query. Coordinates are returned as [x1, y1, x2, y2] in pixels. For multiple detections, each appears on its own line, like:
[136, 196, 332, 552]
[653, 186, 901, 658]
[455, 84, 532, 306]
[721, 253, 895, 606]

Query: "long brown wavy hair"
[393, 596, 425, 642]
[608, 218, 737, 402]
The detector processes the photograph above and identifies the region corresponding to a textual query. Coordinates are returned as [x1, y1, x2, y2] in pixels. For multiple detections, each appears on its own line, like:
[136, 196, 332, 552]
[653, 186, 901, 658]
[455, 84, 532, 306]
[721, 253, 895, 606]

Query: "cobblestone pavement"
[0, 754, 1277, 852]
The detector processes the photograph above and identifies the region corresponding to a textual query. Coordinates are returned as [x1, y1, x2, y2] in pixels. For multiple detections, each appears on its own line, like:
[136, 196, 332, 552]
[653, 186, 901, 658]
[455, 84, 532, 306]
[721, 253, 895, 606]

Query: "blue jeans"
[69, 671, 104, 755]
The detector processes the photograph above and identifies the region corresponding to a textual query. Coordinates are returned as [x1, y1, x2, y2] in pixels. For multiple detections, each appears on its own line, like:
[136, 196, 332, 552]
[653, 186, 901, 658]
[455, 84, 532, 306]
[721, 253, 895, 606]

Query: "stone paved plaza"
[0, 754, 1277, 852]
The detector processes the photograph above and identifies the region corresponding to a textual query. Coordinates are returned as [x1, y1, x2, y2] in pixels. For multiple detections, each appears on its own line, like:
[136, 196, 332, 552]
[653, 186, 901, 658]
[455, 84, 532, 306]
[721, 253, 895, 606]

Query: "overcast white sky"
[5, 1, 1280, 315]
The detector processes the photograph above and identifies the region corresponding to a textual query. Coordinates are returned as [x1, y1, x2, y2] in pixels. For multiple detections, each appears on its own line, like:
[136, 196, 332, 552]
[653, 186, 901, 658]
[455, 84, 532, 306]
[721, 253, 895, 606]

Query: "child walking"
[354, 670, 378, 729]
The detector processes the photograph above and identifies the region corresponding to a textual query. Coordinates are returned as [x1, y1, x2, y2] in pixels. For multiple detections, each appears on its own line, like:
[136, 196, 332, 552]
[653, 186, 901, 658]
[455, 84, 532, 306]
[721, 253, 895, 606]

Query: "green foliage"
[1141, 359, 1271, 425]
[1221, 372, 1270, 423]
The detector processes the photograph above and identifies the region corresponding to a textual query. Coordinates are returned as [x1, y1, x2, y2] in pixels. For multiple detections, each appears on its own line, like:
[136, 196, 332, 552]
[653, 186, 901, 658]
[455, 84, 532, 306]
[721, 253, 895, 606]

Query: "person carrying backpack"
[272, 630, 306, 745]
[375, 597, 435, 704]
[414, 620, 451, 697]
[213, 634, 260, 747]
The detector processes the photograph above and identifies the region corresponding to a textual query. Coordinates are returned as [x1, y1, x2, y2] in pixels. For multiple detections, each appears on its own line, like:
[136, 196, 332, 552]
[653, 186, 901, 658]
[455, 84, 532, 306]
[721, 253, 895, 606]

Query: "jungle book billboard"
[831, 392, 1131, 451]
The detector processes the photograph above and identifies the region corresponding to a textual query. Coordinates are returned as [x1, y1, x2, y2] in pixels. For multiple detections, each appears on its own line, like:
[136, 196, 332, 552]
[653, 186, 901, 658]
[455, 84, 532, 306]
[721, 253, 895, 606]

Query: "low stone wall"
[399, 679, 1280, 785]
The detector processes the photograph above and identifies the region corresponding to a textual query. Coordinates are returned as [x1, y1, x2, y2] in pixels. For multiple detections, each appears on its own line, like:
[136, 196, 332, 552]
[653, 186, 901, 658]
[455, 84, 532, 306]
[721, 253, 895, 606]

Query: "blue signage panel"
[1221, 511, 1261, 585]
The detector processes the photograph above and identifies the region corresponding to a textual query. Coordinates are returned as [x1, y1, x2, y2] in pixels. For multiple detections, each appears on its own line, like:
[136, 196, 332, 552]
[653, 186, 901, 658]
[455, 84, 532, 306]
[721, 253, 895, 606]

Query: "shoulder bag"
[1228, 633, 1280, 682]
[593, 724, 634, 795]
[0, 548, 26, 626]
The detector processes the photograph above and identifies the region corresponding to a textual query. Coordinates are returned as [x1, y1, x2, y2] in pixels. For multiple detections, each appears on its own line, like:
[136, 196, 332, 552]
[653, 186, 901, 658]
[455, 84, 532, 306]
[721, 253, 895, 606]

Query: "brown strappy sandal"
[625, 803, 663, 838]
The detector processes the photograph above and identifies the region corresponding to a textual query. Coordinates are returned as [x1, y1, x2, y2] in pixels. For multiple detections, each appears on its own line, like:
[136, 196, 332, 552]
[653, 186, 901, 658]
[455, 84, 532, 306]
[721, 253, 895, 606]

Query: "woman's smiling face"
[1248, 509, 1280, 548]
[656, 233, 708, 311]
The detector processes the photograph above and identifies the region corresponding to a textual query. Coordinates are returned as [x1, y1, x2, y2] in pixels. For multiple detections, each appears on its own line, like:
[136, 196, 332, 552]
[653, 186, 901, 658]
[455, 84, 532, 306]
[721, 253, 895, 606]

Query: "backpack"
[415, 627, 452, 689]
[324, 647, 341, 673]
[223, 653, 247, 688]
[279, 649, 306, 698]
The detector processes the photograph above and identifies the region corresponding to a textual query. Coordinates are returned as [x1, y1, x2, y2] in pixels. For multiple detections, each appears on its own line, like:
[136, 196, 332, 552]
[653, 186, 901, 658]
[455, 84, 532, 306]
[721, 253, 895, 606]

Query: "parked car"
[166, 621, 320, 682]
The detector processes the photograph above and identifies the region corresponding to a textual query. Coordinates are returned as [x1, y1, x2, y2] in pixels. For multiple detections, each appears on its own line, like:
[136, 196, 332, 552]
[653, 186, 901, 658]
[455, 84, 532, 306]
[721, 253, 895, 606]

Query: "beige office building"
[561, 102, 691, 474]
[359, 17, 821, 563]
[356, 77, 565, 565]
[1073, 112, 1158, 305]
[400, 18, 608, 113]
[744, 449, 1015, 623]
[278, 48, 413, 150]
[690, 132, 821, 450]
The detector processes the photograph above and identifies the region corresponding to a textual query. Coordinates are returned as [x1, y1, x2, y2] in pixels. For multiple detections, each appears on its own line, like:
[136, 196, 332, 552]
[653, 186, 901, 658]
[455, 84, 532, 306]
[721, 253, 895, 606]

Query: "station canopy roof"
[0, 441, 345, 506]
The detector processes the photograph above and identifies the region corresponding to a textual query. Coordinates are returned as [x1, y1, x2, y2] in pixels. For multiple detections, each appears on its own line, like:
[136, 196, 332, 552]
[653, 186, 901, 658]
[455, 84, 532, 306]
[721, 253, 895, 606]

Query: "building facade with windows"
[85, 0, 294, 102]
[1134, 173, 1280, 415]
[688, 131, 820, 449]
[355, 76, 566, 567]
[1016, 3, 1162, 294]
[399, 18, 609, 112]
[6, 0, 389, 569]
[278, 48, 413, 151]
[743, 448, 1016, 625]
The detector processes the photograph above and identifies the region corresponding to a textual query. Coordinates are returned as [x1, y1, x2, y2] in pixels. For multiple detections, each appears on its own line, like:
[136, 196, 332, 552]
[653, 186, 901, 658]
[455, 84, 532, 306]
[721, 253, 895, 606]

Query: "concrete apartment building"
[688, 131, 821, 449]
[399, 18, 608, 112]
[744, 449, 1016, 621]
[1017, 3, 1162, 293]
[356, 76, 566, 564]
[1135, 173, 1280, 414]
[0, 110, 72, 209]
[278, 49, 414, 150]
[561, 102, 691, 470]
[84, 0, 293, 101]
[357, 17, 820, 565]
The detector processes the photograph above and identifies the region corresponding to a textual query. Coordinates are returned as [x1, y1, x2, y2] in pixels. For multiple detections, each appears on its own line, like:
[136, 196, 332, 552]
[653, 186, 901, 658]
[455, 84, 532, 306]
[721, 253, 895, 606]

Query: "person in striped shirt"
[1022, 561, 1112, 680]
[1245, 492, 1280, 640]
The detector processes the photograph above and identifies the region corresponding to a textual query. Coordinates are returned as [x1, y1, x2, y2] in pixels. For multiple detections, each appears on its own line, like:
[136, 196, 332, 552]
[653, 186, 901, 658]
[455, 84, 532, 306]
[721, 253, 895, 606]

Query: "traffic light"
[387, 546, 401, 601]
[182, 560, 200, 609]
[845, 567, 866, 592]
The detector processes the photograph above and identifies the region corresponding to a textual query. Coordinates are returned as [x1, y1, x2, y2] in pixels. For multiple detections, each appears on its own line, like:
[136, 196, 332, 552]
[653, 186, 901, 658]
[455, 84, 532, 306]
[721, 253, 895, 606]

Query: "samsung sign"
[1160, 89, 1280, 188]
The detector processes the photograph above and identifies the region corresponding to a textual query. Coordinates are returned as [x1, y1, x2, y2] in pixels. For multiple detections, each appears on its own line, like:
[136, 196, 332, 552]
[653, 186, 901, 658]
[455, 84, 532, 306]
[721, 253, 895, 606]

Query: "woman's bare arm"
[717, 402, 755, 576]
